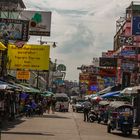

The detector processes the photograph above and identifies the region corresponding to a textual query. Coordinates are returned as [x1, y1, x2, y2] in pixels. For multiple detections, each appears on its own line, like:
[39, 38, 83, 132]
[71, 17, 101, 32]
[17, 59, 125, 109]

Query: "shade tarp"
[100, 91, 120, 98]
[120, 86, 140, 95]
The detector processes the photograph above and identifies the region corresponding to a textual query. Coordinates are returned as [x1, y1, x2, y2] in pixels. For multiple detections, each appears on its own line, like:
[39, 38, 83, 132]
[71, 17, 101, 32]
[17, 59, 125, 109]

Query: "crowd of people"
[23, 95, 57, 117]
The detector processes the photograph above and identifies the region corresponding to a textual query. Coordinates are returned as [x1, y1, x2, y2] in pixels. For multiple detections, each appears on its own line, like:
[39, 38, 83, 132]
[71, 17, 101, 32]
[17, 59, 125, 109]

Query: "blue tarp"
[100, 91, 120, 98]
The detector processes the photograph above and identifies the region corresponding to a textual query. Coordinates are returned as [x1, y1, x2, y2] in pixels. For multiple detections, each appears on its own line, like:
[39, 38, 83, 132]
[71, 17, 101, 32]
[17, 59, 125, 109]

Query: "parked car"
[72, 99, 85, 112]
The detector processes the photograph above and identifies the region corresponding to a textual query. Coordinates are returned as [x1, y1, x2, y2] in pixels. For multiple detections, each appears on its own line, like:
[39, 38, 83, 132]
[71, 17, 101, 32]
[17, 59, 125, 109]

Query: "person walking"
[51, 96, 57, 114]
[82, 100, 92, 122]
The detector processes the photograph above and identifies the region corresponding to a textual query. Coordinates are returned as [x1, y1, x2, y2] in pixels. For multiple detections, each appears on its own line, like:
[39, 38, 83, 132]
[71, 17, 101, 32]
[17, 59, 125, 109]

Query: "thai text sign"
[8, 44, 50, 70]
[99, 57, 117, 67]
[20, 11, 51, 36]
[16, 70, 30, 80]
[0, 18, 29, 41]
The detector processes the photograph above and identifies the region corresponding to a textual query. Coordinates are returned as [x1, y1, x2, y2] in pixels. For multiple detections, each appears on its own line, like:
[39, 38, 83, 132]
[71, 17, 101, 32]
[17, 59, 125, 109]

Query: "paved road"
[1, 109, 139, 140]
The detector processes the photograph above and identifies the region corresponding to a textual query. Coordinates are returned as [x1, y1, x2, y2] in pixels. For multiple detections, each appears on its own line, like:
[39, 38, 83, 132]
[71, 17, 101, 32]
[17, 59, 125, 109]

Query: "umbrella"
[120, 86, 140, 95]
[42, 91, 54, 97]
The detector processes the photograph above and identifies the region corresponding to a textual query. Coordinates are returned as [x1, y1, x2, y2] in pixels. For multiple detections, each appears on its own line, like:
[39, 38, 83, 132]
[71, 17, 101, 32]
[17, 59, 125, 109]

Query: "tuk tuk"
[107, 101, 133, 135]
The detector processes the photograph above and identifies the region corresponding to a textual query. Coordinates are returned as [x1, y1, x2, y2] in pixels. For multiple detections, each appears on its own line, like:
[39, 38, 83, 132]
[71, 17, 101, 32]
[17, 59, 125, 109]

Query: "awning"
[16, 84, 41, 93]
[120, 86, 140, 95]
[97, 86, 112, 95]
[100, 91, 120, 98]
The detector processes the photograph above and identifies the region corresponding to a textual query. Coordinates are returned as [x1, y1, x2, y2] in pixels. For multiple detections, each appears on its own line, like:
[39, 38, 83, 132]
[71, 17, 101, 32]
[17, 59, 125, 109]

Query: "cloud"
[23, 0, 133, 80]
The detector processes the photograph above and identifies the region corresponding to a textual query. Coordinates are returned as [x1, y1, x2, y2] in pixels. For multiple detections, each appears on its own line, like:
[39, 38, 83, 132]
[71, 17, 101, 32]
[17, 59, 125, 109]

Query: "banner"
[8, 44, 50, 70]
[0, 18, 29, 41]
[20, 11, 51, 36]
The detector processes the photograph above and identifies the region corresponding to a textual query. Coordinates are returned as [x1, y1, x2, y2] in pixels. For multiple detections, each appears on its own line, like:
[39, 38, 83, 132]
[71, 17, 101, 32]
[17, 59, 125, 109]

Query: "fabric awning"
[100, 91, 120, 98]
[97, 86, 112, 95]
[120, 86, 140, 95]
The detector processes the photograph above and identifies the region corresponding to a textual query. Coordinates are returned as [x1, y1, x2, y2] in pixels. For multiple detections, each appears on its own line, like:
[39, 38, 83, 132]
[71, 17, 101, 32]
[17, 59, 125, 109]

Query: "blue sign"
[120, 50, 136, 56]
[132, 16, 140, 35]
[90, 85, 98, 91]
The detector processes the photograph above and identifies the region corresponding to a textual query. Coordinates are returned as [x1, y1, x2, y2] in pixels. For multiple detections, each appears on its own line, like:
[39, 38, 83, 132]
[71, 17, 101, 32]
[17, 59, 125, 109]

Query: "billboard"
[99, 57, 117, 67]
[0, 18, 29, 41]
[7, 44, 50, 70]
[132, 16, 140, 35]
[20, 11, 51, 36]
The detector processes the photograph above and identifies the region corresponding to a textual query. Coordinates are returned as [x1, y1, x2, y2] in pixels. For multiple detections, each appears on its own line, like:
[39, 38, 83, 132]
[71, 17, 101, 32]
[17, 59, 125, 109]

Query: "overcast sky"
[23, 0, 132, 81]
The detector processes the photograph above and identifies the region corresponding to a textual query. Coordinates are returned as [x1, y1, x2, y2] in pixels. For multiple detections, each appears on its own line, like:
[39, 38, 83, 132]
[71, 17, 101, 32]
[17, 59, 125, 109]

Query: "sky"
[23, 0, 133, 81]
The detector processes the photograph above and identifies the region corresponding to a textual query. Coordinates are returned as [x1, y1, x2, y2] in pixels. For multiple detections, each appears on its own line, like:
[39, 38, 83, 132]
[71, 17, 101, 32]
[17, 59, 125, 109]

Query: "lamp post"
[37, 37, 57, 90]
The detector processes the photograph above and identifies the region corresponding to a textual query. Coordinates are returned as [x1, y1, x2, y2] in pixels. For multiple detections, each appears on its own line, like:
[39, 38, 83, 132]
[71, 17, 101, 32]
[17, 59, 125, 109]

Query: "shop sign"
[120, 50, 136, 56]
[99, 57, 117, 67]
[16, 70, 30, 80]
[57, 64, 66, 71]
[99, 68, 116, 77]
[0, 18, 29, 41]
[119, 36, 134, 45]
[132, 16, 140, 35]
[20, 11, 51, 36]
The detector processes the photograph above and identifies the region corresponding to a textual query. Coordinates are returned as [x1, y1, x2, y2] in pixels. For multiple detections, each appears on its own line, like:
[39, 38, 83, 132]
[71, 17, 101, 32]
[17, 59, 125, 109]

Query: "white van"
[55, 93, 69, 112]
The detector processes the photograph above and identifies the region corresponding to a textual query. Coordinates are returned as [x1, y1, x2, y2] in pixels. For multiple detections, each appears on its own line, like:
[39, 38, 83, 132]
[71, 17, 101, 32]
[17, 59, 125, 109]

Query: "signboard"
[99, 68, 116, 77]
[99, 57, 117, 67]
[119, 36, 134, 45]
[120, 50, 136, 56]
[132, 16, 140, 35]
[16, 70, 30, 80]
[7, 44, 50, 70]
[57, 64, 66, 71]
[20, 11, 51, 36]
[0, 18, 29, 41]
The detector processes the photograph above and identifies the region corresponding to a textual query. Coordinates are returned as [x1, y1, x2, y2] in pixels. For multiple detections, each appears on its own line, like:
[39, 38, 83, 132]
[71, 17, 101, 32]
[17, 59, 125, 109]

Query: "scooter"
[88, 110, 98, 122]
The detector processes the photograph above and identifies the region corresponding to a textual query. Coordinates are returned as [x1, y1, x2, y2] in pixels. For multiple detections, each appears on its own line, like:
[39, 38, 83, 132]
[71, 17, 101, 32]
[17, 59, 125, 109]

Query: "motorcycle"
[88, 110, 98, 122]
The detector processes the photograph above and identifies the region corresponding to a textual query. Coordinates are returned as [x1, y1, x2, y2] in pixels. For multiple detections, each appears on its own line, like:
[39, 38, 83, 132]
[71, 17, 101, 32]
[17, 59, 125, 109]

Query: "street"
[1, 107, 139, 140]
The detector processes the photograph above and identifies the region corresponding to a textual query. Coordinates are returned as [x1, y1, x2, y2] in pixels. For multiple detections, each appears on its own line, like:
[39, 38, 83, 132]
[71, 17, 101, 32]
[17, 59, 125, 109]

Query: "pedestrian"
[82, 100, 92, 122]
[51, 96, 57, 114]
[47, 97, 51, 114]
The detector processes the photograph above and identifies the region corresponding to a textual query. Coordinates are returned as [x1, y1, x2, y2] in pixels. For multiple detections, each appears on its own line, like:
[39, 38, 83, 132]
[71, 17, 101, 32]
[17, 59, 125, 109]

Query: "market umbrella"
[43, 91, 54, 97]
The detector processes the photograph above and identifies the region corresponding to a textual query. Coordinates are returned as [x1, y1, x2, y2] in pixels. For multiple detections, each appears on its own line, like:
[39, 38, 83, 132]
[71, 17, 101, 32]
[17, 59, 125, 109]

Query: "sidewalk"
[1, 112, 81, 140]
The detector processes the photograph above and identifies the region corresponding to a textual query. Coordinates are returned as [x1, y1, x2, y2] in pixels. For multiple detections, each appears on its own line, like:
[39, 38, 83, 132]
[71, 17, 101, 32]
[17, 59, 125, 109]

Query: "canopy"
[97, 86, 112, 95]
[42, 91, 54, 97]
[99, 100, 110, 106]
[100, 91, 120, 98]
[120, 86, 140, 95]
[16, 84, 41, 93]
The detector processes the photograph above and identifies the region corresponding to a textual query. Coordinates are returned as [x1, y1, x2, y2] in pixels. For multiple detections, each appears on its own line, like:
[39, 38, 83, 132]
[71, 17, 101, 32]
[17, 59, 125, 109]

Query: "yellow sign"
[16, 70, 30, 80]
[8, 44, 50, 70]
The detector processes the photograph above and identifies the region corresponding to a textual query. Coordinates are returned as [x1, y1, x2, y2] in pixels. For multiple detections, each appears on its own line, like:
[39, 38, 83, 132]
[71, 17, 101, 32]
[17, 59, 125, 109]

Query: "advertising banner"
[20, 11, 51, 36]
[8, 44, 50, 70]
[16, 70, 30, 80]
[99, 57, 117, 67]
[0, 18, 29, 41]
